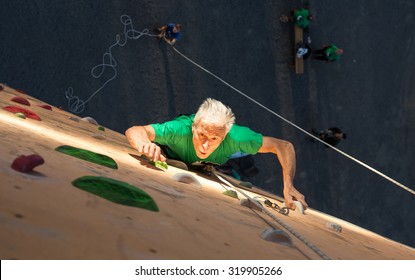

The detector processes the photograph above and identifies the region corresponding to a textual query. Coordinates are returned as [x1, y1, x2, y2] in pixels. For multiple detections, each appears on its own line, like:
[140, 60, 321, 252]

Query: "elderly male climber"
[125, 98, 308, 210]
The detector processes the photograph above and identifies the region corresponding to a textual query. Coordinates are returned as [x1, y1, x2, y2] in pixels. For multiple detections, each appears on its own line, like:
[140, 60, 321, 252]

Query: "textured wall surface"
[1, 0, 414, 248]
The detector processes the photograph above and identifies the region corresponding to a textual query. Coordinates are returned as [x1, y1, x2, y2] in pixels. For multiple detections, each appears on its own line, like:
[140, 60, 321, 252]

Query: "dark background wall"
[1, 0, 414, 248]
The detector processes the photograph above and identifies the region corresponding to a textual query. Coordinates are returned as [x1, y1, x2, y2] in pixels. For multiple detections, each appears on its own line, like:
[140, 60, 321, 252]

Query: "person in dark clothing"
[312, 127, 347, 147]
[314, 44, 343, 62]
[296, 41, 311, 59]
[216, 154, 259, 181]
[158, 23, 182, 45]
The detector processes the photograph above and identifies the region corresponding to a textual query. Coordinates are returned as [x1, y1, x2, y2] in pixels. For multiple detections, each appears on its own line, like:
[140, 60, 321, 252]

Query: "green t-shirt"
[325, 45, 341, 61]
[294, 8, 309, 29]
[151, 114, 263, 165]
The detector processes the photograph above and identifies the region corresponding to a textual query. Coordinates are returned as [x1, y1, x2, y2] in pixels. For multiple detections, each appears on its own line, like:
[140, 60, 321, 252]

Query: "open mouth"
[198, 150, 208, 157]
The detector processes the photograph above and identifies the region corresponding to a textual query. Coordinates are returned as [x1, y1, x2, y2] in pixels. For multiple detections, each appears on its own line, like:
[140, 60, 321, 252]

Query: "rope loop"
[65, 15, 158, 114]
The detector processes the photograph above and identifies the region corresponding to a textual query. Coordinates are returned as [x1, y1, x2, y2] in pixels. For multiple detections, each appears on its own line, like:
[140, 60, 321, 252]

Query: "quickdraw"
[263, 199, 290, 216]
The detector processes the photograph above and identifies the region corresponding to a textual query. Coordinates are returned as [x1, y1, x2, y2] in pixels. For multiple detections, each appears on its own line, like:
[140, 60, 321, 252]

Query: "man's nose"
[202, 141, 209, 150]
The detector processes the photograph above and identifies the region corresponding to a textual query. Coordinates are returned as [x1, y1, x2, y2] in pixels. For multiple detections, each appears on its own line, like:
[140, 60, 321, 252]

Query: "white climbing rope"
[65, 15, 159, 113]
[213, 171, 331, 260]
[172, 46, 415, 197]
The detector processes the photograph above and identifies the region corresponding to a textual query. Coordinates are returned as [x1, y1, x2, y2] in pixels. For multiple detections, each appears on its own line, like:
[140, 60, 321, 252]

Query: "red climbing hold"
[3, 106, 41, 121]
[11, 154, 45, 173]
[37, 104, 53, 110]
[10, 96, 31, 106]
[16, 89, 27, 94]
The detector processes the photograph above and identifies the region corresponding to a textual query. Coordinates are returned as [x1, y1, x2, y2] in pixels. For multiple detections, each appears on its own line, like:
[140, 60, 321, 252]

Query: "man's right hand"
[137, 142, 166, 162]
[125, 126, 166, 163]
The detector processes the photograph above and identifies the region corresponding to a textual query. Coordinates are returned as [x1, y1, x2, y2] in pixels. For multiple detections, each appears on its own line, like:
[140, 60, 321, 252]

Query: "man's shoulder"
[152, 114, 194, 132]
[328, 44, 338, 51]
[228, 124, 262, 140]
[229, 123, 254, 132]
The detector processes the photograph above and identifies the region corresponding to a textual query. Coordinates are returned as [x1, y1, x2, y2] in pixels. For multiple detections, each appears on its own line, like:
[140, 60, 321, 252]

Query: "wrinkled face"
[192, 121, 227, 159]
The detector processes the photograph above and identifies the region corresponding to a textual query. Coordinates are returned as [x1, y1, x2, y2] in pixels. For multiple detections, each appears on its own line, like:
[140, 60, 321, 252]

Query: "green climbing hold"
[55, 145, 118, 169]
[239, 181, 253, 188]
[98, 126, 105, 131]
[72, 176, 159, 212]
[155, 160, 168, 170]
[223, 189, 238, 199]
[15, 112, 26, 119]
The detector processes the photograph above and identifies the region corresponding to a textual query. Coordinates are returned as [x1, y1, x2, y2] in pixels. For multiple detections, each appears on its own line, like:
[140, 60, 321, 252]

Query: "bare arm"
[258, 136, 308, 210]
[158, 26, 167, 38]
[125, 125, 166, 162]
[164, 37, 176, 45]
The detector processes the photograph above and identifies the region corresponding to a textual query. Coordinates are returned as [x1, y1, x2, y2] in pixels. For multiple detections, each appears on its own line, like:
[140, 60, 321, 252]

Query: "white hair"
[193, 98, 235, 132]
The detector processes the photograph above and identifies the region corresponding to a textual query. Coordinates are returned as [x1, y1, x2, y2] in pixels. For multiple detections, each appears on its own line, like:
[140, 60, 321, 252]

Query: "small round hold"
[81, 117, 99, 125]
[282, 201, 305, 214]
[15, 112, 26, 119]
[37, 104, 53, 110]
[91, 133, 106, 140]
[261, 228, 294, 247]
[171, 173, 202, 188]
[326, 222, 342, 232]
[11, 96, 30, 106]
[239, 198, 262, 211]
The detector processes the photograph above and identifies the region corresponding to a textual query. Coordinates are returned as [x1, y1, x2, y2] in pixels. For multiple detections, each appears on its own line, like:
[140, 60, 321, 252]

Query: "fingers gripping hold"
[138, 143, 165, 162]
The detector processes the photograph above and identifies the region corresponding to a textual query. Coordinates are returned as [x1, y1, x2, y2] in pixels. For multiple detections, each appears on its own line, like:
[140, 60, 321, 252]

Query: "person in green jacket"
[315, 44, 344, 62]
[126, 98, 308, 211]
[292, 8, 314, 29]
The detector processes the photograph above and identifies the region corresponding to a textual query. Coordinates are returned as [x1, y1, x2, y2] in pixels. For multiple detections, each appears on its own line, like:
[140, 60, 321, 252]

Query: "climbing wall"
[0, 84, 414, 260]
